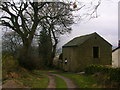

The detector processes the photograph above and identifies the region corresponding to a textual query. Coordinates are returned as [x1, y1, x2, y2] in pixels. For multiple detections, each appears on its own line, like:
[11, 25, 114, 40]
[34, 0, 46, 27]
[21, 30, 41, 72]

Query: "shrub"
[85, 64, 103, 74]
[109, 68, 120, 82]
[85, 64, 120, 82]
[2, 56, 19, 72]
[2, 55, 20, 80]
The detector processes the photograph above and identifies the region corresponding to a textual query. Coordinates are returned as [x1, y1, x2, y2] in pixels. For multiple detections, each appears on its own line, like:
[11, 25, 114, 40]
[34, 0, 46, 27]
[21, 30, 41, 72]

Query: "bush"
[85, 64, 120, 82]
[2, 55, 20, 80]
[3, 56, 19, 72]
[109, 68, 120, 82]
[85, 64, 104, 74]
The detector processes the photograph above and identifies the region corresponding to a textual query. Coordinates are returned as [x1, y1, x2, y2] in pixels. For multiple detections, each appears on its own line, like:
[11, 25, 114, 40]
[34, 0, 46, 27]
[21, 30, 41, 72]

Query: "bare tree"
[2, 31, 22, 54]
[38, 2, 73, 67]
[0, 1, 51, 68]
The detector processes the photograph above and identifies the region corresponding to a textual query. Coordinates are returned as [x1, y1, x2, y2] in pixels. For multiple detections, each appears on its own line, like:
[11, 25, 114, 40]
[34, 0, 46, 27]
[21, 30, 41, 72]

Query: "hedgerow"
[85, 64, 120, 82]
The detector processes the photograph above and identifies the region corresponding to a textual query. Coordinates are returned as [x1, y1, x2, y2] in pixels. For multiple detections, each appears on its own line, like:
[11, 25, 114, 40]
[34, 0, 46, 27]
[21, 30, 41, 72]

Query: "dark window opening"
[93, 47, 99, 58]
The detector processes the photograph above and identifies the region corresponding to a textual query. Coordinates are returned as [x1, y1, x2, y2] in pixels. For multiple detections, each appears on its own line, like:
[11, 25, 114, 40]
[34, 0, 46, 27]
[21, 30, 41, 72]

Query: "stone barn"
[62, 32, 112, 72]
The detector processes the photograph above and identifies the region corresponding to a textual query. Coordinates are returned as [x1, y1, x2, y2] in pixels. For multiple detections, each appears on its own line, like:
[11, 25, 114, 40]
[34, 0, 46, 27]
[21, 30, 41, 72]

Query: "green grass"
[32, 70, 67, 88]
[18, 72, 49, 88]
[61, 73, 102, 88]
[54, 76, 67, 88]
[32, 69, 63, 74]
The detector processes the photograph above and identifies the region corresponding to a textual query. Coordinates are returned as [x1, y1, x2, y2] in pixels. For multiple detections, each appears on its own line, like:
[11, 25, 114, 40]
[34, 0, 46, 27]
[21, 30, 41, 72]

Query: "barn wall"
[62, 33, 112, 72]
[112, 49, 120, 68]
[119, 49, 120, 67]
[62, 47, 78, 72]
[112, 50, 118, 67]
[76, 34, 112, 71]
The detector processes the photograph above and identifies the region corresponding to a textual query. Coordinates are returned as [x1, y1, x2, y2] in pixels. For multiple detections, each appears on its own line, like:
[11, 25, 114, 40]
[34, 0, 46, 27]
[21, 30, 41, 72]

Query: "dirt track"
[2, 73, 77, 89]
[52, 73, 77, 88]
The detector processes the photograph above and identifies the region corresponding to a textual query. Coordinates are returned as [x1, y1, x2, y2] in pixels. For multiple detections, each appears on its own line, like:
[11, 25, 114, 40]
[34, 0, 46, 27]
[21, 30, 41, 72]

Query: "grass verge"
[54, 76, 67, 88]
[61, 73, 102, 88]
[18, 72, 49, 88]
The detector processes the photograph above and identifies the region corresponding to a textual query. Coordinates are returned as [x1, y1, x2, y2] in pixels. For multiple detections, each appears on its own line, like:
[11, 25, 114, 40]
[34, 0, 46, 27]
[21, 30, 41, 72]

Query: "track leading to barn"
[43, 74, 56, 88]
[52, 73, 77, 88]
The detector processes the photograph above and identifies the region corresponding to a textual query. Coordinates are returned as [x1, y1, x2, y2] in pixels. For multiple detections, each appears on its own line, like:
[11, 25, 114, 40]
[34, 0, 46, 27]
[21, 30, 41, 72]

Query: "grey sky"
[58, 0, 119, 48]
[119, 1, 120, 40]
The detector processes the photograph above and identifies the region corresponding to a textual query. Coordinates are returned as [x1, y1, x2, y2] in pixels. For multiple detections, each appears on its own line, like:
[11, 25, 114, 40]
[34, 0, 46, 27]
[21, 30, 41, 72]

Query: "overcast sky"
[58, 0, 119, 48]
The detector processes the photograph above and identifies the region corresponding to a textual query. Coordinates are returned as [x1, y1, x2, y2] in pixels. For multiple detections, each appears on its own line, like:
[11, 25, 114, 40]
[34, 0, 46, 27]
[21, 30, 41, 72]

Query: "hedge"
[85, 64, 120, 82]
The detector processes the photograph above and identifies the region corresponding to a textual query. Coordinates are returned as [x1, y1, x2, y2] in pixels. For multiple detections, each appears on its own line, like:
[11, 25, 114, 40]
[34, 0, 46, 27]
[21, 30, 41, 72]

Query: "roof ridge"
[63, 32, 97, 47]
[78, 32, 96, 38]
[77, 33, 96, 45]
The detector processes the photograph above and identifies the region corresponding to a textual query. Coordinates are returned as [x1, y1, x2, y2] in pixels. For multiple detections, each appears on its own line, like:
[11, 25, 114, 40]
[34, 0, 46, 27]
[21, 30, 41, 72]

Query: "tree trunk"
[18, 20, 38, 69]
[46, 33, 53, 67]
[47, 24, 58, 67]
[18, 38, 33, 69]
[52, 42, 57, 61]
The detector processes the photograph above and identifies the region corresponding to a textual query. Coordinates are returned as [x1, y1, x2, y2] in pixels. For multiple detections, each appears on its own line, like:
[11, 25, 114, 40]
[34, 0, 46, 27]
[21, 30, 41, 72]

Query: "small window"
[93, 47, 99, 58]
